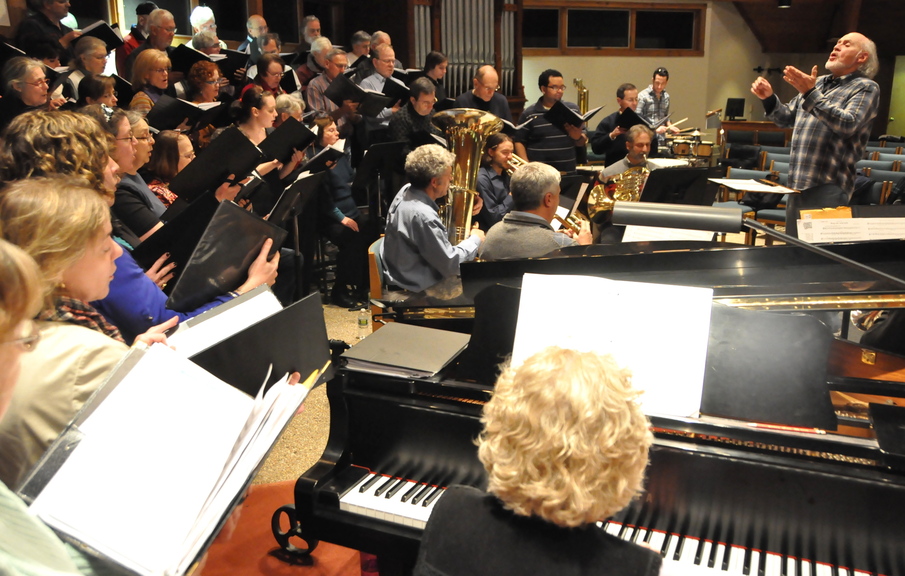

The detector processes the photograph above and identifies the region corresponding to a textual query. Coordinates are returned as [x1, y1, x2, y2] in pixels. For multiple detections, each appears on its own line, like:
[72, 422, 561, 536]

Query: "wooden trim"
[525, 47, 704, 57]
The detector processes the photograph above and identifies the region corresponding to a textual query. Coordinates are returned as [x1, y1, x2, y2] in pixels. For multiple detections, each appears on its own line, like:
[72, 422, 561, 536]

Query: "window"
[523, 2, 704, 56]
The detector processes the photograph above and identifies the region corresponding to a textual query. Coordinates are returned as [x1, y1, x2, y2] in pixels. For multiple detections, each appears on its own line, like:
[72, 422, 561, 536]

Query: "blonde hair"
[0, 110, 114, 201]
[478, 347, 652, 528]
[0, 239, 42, 340]
[131, 48, 170, 88]
[0, 178, 110, 311]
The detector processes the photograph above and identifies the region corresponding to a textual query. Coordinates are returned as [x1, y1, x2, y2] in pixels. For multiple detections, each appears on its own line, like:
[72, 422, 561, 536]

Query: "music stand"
[639, 166, 715, 206]
[269, 172, 327, 301]
[352, 140, 408, 223]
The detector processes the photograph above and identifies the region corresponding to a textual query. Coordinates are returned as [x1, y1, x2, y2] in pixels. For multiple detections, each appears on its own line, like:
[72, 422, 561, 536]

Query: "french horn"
[431, 108, 503, 244]
[587, 161, 650, 221]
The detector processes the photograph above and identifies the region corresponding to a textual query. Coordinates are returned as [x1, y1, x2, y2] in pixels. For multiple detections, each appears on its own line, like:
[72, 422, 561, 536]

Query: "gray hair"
[148, 9, 174, 28]
[351, 30, 371, 46]
[373, 43, 394, 61]
[275, 93, 304, 116]
[257, 33, 282, 51]
[857, 35, 879, 79]
[3, 56, 44, 96]
[189, 5, 214, 29]
[510, 162, 560, 211]
[72, 36, 106, 71]
[124, 109, 145, 128]
[626, 124, 654, 144]
[405, 144, 455, 188]
[371, 31, 391, 47]
[311, 36, 332, 55]
[326, 48, 347, 62]
[191, 31, 219, 51]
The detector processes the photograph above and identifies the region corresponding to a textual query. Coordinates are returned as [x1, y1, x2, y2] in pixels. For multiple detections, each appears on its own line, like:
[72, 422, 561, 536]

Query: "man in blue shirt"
[381, 145, 485, 292]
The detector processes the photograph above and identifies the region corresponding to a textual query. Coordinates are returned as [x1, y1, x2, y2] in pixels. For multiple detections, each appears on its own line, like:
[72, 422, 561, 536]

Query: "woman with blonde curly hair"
[414, 347, 662, 576]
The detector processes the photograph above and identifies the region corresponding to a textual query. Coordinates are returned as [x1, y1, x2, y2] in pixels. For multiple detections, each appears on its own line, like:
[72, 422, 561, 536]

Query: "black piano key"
[422, 486, 444, 507]
[401, 482, 421, 503]
[660, 533, 672, 557]
[707, 540, 720, 569]
[359, 474, 381, 493]
[744, 546, 753, 575]
[758, 547, 768, 576]
[674, 535, 686, 562]
[796, 556, 803, 576]
[810, 559, 817, 576]
[617, 521, 631, 540]
[385, 478, 407, 499]
[410, 483, 433, 505]
[374, 476, 396, 497]
[693, 537, 705, 566]
[721, 543, 732, 572]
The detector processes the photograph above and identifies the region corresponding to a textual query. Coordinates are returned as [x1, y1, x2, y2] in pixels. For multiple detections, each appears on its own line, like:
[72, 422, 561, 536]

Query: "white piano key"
[800, 560, 812, 576]
[677, 536, 700, 565]
[764, 552, 783, 576]
[647, 531, 667, 555]
[814, 563, 832, 576]
[697, 540, 713, 567]
[339, 473, 444, 529]
[785, 556, 798, 576]
[748, 550, 761, 576]
[664, 534, 680, 561]
[727, 545, 746, 575]
[605, 522, 622, 536]
[632, 528, 648, 545]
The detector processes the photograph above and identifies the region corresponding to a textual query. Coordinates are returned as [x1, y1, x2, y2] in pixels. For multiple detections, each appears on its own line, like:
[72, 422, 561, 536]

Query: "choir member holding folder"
[0, 179, 173, 490]
[129, 48, 174, 117]
[0, 110, 278, 345]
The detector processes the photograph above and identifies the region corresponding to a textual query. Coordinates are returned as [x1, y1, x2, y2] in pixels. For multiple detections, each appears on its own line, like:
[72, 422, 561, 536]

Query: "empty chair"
[868, 169, 905, 188]
[755, 131, 786, 146]
[762, 152, 791, 170]
[769, 160, 790, 173]
[758, 145, 791, 155]
[872, 152, 905, 167]
[865, 145, 889, 157]
[851, 180, 890, 205]
[751, 194, 789, 246]
[856, 159, 896, 172]
[724, 130, 756, 145]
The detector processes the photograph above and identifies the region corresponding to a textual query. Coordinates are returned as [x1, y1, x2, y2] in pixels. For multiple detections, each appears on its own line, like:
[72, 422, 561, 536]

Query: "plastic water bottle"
[357, 308, 370, 340]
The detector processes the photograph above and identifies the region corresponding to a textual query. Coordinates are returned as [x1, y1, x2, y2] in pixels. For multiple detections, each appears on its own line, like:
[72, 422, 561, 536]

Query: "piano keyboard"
[339, 472, 446, 529]
[601, 521, 875, 576]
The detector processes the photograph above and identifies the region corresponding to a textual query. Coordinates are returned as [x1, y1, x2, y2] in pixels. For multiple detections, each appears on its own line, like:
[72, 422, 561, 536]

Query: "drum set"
[667, 129, 714, 167]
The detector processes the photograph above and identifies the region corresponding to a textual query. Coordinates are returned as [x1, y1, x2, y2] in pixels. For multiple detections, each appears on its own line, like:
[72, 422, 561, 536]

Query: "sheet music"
[797, 218, 905, 243]
[622, 225, 715, 242]
[709, 178, 796, 194]
[512, 274, 712, 418]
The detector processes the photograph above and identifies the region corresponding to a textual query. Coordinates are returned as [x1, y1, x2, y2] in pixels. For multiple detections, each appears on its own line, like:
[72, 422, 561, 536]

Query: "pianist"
[413, 347, 663, 576]
[479, 161, 591, 260]
[380, 144, 485, 292]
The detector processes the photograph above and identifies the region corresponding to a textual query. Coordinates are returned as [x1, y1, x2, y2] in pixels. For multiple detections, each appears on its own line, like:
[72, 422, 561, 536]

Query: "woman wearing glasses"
[60, 36, 108, 102]
[241, 53, 288, 98]
[186, 60, 226, 149]
[128, 48, 171, 116]
[0, 56, 63, 131]
[0, 178, 174, 490]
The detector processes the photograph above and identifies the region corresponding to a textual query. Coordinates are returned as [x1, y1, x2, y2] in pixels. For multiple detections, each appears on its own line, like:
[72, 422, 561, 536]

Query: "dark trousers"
[321, 214, 372, 292]
[784, 183, 848, 238]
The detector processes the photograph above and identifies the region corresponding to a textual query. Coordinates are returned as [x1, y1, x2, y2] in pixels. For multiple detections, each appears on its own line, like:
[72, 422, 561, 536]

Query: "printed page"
[512, 274, 712, 418]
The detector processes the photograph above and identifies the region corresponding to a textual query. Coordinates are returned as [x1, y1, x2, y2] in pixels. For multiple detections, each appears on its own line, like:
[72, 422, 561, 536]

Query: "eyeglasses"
[152, 68, 172, 74]
[105, 91, 119, 98]
[377, 58, 395, 64]
[546, 84, 566, 91]
[23, 78, 49, 87]
[479, 83, 499, 92]
[116, 133, 137, 142]
[204, 79, 219, 85]
[4, 320, 41, 352]
[134, 134, 153, 142]
[331, 62, 348, 69]
[182, 151, 196, 160]
[156, 26, 177, 33]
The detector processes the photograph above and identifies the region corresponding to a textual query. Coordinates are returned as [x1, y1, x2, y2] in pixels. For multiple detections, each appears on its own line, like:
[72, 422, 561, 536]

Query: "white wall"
[522, 1, 773, 143]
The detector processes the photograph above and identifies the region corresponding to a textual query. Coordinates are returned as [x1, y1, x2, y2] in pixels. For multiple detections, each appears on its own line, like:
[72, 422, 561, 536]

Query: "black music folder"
[190, 291, 333, 396]
[130, 193, 219, 271]
[342, 323, 471, 378]
[381, 77, 410, 105]
[268, 171, 325, 227]
[163, 201, 287, 312]
[145, 94, 227, 132]
[169, 126, 263, 201]
[257, 117, 317, 164]
[78, 19, 124, 51]
[323, 73, 395, 117]
[302, 140, 346, 174]
[615, 106, 651, 131]
[500, 116, 534, 137]
[543, 101, 603, 130]
[17, 339, 326, 576]
[213, 49, 249, 86]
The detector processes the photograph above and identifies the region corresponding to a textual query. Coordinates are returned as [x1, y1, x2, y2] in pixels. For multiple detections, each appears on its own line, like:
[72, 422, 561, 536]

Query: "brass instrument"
[573, 78, 589, 115]
[504, 152, 528, 176]
[587, 162, 650, 220]
[432, 108, 503, 244]
[554, 213, 587, 236]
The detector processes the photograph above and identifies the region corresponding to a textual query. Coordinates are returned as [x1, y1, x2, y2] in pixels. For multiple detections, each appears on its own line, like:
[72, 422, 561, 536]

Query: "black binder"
[257, 117, 317, 164]
[169, 127, 263, 201]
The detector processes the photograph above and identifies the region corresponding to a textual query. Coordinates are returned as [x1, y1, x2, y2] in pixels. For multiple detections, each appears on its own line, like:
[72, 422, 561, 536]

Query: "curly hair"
[404, 144, 454, 188]
[0, 178, 110, 311]
[0, 239, 42, 342]
[478, 347, 652, 528]
[186, 60, 220, 101]
[0, 110, 114, 200]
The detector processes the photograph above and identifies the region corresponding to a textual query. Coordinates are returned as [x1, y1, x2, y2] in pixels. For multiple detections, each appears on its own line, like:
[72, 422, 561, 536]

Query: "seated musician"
[413, 346, 663, 576]
[479, 161, 591, 260]
[387, 77, 441, 155]
[596, 125, 659, 244]
[380, 144, 485, 292]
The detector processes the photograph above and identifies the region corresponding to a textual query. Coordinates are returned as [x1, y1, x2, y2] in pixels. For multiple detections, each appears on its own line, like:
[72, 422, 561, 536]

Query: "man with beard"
[751, 32, 879, 236]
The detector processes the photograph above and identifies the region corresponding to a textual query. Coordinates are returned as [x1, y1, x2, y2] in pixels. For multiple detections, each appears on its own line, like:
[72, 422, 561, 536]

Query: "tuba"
[573, 78, 589, 115]
[431, 108, 503, 244]
[587, 162, 650, 221]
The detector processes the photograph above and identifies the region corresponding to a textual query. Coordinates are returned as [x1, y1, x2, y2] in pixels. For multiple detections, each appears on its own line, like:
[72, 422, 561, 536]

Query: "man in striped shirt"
[514, 69, 587, 174]
[752, 32, 880, 236]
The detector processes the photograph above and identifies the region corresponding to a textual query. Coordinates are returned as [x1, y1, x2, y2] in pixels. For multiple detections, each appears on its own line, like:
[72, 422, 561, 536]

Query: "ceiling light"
[778, 0, 792, 7]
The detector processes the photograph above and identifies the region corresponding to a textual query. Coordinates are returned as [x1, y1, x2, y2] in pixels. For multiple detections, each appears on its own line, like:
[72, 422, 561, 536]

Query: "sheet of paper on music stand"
[511, 274, 712, 418]
[648, 158, 690, 169]
[797, 218, 905, 243]
[622, 226, 714, 243]
[552, 205, 569, 231]
[708, 178, 796, 194]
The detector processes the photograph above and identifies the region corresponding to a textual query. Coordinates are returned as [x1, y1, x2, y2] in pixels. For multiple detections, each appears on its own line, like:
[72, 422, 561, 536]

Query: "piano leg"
[271, 504, 320, 557]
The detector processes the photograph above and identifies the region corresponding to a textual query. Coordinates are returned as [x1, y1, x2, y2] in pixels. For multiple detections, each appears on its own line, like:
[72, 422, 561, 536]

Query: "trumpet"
[554, 212, 589, 236]
[504, 153, 529, 176]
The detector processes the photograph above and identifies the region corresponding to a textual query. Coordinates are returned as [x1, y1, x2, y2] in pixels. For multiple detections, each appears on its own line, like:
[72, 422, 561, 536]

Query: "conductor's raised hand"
[750, 77, 774, 100]
[783, 65, 818, 95]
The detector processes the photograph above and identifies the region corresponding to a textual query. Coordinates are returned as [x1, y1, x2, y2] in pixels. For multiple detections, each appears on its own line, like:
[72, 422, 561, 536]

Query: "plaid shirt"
[637, 85, 670, 145]
[765, 72, 879, 194]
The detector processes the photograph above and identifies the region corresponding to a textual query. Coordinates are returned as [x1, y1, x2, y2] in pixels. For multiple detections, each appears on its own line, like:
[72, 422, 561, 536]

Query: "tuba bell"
[431, 108, 503, 244]
[587, 162, 650, 221]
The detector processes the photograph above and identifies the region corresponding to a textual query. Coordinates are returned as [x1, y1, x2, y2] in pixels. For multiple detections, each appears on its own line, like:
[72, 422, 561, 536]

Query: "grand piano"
[275, 240, 905, 575]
